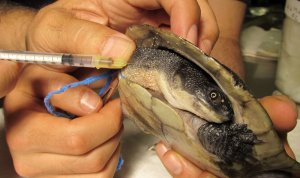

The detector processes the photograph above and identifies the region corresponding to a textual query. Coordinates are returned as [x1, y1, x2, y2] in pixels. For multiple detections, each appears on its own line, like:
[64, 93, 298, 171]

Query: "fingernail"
[200, 39, 213, 54]
[80, 90, 101, 113]
[156, 143, 169, 157]
[100, 35, 135, 61]
[186, 24, 198, 45]
[164, 153, 183, 175]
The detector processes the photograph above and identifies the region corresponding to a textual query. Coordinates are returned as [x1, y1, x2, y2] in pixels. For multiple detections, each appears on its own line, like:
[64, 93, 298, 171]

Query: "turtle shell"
[118, 25, 300, 178]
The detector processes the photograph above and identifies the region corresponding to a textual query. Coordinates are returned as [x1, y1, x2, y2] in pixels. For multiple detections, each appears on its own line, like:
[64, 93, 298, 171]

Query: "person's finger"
[27, 6, 135, 62]
[5, 98, 122, 155]
[196, 0, 219, 54]
[156, 142, 217, 178]
[0, 61, 22, 98]
[259, 95, 298, 133]
[40, 146, 121, 178]
[56, 0, 109, 25]
[259, 95, 297, 159]
[127, 0, 200, 44]
[14, 65, 103, 116]
[140, 10, 170, 28]
[280, 134, 296, 159]
[12, 131, 121, 176]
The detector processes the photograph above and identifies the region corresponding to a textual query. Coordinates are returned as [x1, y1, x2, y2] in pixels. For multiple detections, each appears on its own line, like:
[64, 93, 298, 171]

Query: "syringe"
[0, 50, 128, 69]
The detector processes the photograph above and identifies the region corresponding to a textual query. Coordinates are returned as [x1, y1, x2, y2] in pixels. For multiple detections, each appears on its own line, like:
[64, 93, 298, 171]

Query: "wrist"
[0, 2, 37, 50]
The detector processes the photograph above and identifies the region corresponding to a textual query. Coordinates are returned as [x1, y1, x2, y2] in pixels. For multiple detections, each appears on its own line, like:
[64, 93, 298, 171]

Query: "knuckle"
[36, 8, 68, 27]
[111, 117, 122, 132]
[84, 155, 107, 172]
[13, 159, 37, 177]
[66, 134, 89, 155]
[27, 7, 71, 48]
[215, 27, 220, 41]
[209, 25, 220, 43]
[6, 131, 28, 151]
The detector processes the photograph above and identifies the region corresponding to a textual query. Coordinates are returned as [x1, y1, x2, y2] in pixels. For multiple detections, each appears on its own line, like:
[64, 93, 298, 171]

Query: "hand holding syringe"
[0, 50, 128, 69]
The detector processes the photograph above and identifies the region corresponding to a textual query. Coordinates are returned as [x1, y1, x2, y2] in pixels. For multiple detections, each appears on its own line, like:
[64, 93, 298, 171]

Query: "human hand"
[4, 65, 122, 178]
[156, 95, 298, 178]
[0, 0, 136, 97]
[0, 61, 22, 98]
[98, 0, 218, 53]
[1, 0, 218, 98]
[24, 0, 218, 56]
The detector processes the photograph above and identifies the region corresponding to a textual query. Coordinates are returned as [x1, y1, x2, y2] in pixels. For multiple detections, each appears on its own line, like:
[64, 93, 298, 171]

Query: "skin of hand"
[4, 65, 123, 178]
[0, 3, 34, 98]
[23, 0, 219, 61]
[208, 0, 247, 78]
[0, 61, 22, 98]
[52, 0, 218, 52]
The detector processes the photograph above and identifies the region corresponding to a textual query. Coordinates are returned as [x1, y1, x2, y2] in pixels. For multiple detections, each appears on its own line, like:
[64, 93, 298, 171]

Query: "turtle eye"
[209, 91, 218, 100]
[209, 91, 220, 101]
[207, 89, 233, 120]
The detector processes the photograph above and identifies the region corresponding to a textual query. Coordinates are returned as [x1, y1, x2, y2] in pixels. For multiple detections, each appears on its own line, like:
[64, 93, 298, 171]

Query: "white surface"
[241, 26, 282, 59]
[276, 16, 300, 103]
[0, 108, 300, 178]
[288, 114, 300, 161]
[114, 119, 171, 178]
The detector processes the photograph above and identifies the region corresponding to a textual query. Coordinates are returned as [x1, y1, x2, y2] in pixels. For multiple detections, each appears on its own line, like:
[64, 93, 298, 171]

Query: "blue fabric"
[43, 70, 124, 171]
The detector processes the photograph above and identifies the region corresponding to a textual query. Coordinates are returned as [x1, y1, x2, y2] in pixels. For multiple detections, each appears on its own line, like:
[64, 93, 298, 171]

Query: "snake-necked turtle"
[118, 25, 300, 178]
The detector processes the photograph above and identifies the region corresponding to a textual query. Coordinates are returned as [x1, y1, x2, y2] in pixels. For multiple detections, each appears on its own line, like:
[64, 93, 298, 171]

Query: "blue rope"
[117, 155, 124, 171]
[43, 70, 124, 171]
[44, 70, 114, 118]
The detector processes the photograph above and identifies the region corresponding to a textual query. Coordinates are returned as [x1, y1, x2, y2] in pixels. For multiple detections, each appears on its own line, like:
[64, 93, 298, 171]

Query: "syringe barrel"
[0, 50, 63, 64]
[61, 54, 94, 67]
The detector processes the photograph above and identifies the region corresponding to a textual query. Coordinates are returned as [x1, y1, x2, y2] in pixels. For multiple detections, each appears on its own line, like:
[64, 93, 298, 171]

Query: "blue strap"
[43, 70, 124, 171]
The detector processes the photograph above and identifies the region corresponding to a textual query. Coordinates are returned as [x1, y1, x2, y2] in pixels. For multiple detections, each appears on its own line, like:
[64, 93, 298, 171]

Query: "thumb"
[0, 61, 22, 98]
[26, 7, 136, 62]
[156, 142, 218, 178]
[259, 95, 297, 133]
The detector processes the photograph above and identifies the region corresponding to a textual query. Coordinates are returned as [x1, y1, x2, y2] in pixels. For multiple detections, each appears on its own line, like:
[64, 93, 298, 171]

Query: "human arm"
[0, 1, 35, 97]
[208, 0, 247, 78]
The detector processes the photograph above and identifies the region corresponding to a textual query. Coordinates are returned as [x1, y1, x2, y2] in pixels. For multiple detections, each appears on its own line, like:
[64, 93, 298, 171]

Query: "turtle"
[117, 25, 300, 178]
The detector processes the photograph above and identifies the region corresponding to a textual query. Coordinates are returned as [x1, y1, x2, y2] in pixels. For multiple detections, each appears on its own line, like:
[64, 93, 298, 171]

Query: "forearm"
[209, 0, 246, 79]
[211, 36, 245, 79]
[0, 1, 36, 50]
